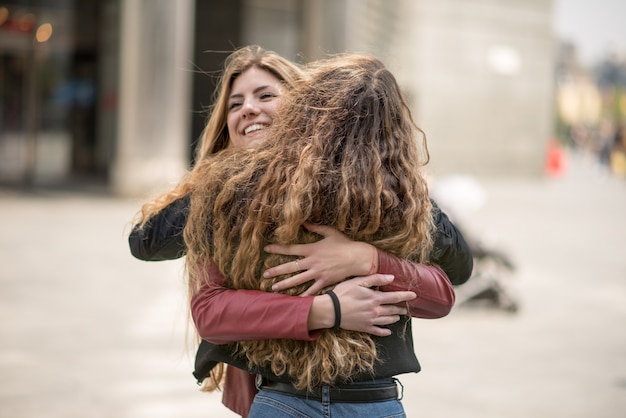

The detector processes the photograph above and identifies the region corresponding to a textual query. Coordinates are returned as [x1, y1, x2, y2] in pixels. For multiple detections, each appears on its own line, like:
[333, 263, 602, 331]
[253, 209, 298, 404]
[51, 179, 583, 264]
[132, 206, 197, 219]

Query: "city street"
[1, 153, 625, 418]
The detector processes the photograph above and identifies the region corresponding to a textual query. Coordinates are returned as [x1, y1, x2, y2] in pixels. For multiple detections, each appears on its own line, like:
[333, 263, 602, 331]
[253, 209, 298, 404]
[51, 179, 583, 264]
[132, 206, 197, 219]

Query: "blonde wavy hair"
[185, 54, 434, 391]
[133, 45, 303, 226]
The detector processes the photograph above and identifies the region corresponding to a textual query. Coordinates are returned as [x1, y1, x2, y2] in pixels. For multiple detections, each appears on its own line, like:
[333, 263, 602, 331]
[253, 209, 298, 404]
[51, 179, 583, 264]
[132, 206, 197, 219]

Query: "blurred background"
[0, 1, 625, 417]
[1, 0, 625, 191]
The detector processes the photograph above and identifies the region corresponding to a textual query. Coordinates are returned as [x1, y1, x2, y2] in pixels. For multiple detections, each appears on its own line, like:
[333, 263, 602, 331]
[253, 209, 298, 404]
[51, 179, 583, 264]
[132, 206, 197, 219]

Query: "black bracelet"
[326, 290, 341, 330]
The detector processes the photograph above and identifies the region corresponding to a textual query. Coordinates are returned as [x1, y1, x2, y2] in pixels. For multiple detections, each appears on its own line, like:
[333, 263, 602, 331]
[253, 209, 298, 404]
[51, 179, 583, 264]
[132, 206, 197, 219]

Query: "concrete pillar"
[111, 0, 195, 197]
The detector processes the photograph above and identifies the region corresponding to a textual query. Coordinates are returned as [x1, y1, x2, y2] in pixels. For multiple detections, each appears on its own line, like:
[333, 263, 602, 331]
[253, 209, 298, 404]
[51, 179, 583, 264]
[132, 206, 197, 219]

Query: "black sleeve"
[128, 195, 190, 261]
[429, 199, 473, 286]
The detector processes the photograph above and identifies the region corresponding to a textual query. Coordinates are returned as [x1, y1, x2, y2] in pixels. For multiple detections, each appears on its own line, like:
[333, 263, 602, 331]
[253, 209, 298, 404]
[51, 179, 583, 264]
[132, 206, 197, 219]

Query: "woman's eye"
[260, 92, 277, 100]
[228, 102, 242, 110]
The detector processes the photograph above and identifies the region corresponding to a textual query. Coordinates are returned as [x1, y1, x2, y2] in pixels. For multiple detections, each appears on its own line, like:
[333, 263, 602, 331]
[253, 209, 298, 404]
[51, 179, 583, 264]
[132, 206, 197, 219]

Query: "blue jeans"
[248, 380, 406, 418]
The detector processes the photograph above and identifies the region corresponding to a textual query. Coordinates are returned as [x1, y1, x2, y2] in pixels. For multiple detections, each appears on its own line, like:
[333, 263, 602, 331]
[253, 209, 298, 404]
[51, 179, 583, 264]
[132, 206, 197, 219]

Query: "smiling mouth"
[244, 124, 268, 135]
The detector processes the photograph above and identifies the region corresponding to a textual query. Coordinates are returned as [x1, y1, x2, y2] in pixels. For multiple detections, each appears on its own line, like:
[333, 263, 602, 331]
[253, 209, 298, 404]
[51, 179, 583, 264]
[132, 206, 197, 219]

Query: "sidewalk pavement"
[1, 152, 625, 418]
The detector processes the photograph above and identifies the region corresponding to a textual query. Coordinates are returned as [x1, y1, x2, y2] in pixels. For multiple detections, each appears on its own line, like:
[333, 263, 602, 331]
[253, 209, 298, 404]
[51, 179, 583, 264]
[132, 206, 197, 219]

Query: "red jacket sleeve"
[377, 249, 455, 319]
[191, 251, 454, 344]
[190, 262, 321, 344]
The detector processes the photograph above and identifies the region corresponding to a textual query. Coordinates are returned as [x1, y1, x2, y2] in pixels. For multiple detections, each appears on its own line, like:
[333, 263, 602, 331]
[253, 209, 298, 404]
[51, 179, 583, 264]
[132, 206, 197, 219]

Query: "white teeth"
[244, 124, 267, 135]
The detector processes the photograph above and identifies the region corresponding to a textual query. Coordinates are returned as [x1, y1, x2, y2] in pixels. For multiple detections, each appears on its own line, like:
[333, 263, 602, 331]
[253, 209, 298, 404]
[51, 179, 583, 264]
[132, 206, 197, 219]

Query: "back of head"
[263, 54, 432, 255]
[188, 53, 434, 289]
[274, 53, 426, 155]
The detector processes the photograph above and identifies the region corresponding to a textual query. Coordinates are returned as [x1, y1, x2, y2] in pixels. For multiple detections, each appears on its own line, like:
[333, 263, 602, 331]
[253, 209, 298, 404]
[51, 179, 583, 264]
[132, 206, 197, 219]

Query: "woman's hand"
[264, 223, 378, 296]
[308, 274, 416, 337]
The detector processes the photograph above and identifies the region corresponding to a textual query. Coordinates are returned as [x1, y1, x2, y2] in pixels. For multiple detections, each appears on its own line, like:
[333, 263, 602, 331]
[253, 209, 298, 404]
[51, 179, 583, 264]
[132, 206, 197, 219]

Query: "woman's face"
[226, 67, 285, 149]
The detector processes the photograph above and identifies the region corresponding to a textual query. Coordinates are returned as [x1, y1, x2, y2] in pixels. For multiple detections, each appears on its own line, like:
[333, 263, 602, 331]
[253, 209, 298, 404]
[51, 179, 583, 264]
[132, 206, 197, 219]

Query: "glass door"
[0, 1, 100, 184]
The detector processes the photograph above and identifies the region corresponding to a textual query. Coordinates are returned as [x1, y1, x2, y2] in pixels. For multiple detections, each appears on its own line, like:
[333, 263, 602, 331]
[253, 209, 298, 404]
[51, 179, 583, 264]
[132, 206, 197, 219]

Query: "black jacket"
[193, 317, 419, 385]
[129, 195, 473, 285]
[129, 195, 473, 384]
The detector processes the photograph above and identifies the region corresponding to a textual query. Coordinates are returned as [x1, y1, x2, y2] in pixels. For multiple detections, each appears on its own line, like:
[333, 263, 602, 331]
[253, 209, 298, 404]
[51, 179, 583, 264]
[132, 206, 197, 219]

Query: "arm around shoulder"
[128, 195, 190, 261]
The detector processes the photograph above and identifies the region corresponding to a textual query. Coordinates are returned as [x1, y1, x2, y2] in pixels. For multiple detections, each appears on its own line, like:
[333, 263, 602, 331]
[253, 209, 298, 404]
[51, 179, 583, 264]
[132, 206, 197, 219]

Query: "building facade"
[0, 0, 554, 196]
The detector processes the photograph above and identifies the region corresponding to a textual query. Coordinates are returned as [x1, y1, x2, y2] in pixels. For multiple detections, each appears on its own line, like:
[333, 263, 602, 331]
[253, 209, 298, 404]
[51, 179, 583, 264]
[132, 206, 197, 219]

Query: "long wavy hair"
[185, 54, 434, 391]
[133, 45, 303, 226]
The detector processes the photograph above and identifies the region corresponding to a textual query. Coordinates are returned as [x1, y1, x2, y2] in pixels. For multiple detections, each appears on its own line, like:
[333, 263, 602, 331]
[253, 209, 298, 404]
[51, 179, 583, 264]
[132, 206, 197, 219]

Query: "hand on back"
[263, 223, 376, 296]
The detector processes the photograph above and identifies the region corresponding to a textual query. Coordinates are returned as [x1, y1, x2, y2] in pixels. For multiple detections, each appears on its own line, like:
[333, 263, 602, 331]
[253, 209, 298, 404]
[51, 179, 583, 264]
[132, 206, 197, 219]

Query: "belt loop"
[393, 377, 404, 400]
[321, 385, 331, 406]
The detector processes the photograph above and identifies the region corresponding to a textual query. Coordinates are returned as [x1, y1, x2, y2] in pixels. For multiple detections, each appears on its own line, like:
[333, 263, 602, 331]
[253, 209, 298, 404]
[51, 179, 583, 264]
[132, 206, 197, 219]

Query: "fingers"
[356, 314, 406, 337]
[263, 257, 304, 279]
[302, 222, 337, 237]
[300, 281, 326, 296]
[270, 271, 312, 292]
[350, 273, 395, 288]
[371, 315, 402, 327]
[264, 243, 303, 257]
[377, 304, 409, 317]
[364, 326, 393, 337]
[352, 307, 409, 336]
[377, 290, 417, 305]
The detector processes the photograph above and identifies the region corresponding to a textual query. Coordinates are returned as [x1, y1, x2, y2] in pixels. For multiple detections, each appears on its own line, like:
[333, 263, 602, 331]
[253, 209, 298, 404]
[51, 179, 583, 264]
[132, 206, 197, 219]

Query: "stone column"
[111, 0, 195, 197]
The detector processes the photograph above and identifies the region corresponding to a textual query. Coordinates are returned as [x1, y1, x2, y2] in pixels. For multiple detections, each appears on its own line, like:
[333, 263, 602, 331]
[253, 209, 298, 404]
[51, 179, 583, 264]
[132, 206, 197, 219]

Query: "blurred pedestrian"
[610, 123, 626, 178]
[597, 119, 614, 172]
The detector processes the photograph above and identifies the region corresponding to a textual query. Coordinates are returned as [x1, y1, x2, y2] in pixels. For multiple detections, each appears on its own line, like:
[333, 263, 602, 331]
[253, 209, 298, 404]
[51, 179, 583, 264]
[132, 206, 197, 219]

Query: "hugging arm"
[190, 251, 454, 345]
[128, 195, 190, 261]
[376, 249, 455, 318]
[429, 199, 473, 285]
[191, 263, 320, 344]
[265, 201, 472, 295]
[126, 196, 472, 288]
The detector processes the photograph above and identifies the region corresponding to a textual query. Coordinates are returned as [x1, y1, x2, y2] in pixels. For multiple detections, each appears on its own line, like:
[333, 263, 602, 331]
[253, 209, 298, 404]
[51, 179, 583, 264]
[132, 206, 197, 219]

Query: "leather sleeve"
[190, 262, 321, 344]
[128, 195, 190, 261]
[378, 250, 455, 319]
[191, 253, 454, 343]
[429, 199, 473, 285]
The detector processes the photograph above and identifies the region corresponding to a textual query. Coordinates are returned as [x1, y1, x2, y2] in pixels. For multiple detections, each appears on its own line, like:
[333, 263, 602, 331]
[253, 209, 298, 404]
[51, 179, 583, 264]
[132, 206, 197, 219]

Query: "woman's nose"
[242, 100, 260, 117]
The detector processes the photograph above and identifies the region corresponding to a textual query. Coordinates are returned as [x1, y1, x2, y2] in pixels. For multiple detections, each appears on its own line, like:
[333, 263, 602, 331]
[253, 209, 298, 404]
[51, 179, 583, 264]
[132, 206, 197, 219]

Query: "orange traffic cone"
[545, 139, 567, 178]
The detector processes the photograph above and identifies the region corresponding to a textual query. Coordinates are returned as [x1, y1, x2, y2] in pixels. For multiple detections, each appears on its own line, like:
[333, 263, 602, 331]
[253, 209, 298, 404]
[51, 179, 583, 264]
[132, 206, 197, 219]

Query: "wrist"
[308, 294, 334, 330]
[368, 245, 379, 274]
[353, 242, 378, 276]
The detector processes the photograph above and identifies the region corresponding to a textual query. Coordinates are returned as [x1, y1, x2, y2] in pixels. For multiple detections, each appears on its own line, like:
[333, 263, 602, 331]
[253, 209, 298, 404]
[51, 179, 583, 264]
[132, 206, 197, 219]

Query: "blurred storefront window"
[0, 0, 106, 184]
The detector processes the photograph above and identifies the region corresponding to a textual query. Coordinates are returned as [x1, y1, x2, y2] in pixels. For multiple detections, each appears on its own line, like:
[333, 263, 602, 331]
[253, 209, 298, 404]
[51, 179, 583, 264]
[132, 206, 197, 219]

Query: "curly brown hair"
[185, 54, 434, 390]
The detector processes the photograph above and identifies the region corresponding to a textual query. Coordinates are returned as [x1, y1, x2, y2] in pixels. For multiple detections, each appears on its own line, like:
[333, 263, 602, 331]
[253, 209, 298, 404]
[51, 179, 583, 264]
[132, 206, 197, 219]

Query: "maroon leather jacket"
[130, 195, 466, 417]
[190, 249, 454, 417]
[191, 250, 454, 343]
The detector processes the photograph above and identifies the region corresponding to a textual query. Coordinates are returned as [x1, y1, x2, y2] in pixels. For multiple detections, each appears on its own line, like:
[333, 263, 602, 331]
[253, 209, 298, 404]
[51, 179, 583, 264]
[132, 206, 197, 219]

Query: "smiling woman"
[226, 67, 286, 149]
[128, 46, 306, 416]
[130, 45, 304, 228]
